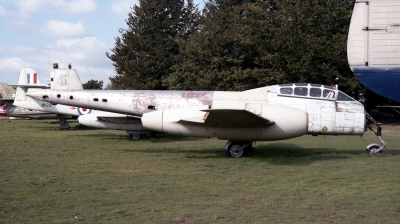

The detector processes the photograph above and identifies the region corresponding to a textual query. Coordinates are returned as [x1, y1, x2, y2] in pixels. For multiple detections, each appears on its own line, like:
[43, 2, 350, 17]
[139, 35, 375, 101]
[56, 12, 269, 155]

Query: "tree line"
[105, 0, 392, 111]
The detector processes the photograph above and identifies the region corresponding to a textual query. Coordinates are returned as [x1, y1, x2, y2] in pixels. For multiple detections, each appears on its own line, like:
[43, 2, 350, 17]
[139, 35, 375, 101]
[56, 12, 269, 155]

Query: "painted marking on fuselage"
[77, 107, 92, 115]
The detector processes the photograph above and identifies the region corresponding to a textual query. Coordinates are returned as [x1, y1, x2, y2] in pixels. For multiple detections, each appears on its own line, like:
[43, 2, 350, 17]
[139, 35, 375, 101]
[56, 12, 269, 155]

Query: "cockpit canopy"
[278, 83, 356, 102]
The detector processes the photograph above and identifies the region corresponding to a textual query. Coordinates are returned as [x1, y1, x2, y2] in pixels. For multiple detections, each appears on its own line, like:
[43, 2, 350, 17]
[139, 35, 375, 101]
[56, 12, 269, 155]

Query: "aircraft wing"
[77, 113, 146, 131]
[178, 109, 274, 128]
[94, 114, 142, 124]
[78, 112, 142, 124]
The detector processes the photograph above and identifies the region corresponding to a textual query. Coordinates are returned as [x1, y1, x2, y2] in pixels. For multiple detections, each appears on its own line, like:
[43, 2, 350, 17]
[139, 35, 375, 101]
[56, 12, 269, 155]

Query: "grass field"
[1, 119, 400, 223]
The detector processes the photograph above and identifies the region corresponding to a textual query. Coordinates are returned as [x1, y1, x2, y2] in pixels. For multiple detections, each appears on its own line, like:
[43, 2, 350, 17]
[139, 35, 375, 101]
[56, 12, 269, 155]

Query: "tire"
[366, 144, 382, 154]
[225, 142, 250, 158]
[129, 134, 141, 140]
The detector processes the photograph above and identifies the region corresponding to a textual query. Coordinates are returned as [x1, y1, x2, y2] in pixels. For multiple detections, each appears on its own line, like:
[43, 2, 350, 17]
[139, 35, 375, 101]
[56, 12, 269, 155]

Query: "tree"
[166, 0, 361, 97]
[107, 0, 200, 90]
[82, 79, 104, 90]
[262, 0, 359, 95]
[166, 0, 268, 91]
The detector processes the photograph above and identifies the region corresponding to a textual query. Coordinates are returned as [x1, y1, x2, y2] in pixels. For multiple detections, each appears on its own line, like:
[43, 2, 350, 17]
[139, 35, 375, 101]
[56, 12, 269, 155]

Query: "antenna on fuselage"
[331, 77, 339, 89]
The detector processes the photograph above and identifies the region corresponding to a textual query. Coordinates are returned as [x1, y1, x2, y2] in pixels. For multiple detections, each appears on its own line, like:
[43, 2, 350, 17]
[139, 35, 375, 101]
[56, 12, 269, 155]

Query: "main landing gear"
[365, 112, 387, 154]
[224, 141, 253, 158]
[128, 132, 156, 140]
[59, 118, 70, 130]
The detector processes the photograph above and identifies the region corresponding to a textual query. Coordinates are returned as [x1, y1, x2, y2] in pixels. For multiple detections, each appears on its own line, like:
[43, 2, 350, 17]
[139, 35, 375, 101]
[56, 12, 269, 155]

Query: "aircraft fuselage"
[28, 83, 365, 141]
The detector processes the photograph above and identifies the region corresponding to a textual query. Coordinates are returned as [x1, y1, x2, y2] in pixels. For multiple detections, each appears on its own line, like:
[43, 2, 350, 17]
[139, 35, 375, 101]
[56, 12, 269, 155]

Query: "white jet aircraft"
[26, 68, 386, 157]
[11, 68, 153, 137]
[0, 81, 61, 120]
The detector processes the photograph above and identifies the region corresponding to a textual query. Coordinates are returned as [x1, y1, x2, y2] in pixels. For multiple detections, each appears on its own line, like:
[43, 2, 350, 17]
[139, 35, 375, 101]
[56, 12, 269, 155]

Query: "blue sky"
[0, 0, 205, 86]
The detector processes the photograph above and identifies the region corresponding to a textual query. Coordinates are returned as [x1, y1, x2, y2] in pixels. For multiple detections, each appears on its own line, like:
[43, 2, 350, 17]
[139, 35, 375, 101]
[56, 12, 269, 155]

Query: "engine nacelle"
[142, 105, 308, 141]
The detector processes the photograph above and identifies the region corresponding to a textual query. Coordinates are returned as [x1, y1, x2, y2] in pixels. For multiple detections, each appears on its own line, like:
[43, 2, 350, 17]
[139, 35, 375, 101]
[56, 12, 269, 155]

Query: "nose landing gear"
[365, 113, 387, 154]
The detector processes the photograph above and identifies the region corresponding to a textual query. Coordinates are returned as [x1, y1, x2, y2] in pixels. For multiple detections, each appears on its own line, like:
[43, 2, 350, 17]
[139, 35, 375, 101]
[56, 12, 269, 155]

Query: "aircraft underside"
[356, 71, 400, 104]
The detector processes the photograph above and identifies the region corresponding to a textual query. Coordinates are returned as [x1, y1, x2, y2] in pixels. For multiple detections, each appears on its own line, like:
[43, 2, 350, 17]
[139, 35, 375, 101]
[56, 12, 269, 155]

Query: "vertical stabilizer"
[14, 68, 45, 104]
[50, 69, 83, 90]
[16, 68, 43, 85]
[347, 0, 400, 103]
[348, 0, 400, 68]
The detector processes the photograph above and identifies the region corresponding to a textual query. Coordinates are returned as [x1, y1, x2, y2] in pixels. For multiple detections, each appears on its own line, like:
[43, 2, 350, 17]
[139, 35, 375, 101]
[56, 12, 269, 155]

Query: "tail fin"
[0, 82, 16, 101]
[347, 0, 400, 103]
[347, 0, 400, 69]
[13, 68, 48, 105]
[13, 68, 48, 88]
[50, 69, 83, 90]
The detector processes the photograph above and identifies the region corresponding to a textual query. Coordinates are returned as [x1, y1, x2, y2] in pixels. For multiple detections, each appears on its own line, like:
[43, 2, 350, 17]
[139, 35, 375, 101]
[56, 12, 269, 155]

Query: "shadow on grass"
[66, 133, 203, 142]
[251, 144, 351, 165]
[127, 142, 375, 165]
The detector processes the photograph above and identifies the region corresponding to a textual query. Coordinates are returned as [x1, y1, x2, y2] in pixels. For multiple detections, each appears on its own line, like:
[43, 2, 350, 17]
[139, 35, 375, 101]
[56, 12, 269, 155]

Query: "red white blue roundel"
[77, 107, 92, 115]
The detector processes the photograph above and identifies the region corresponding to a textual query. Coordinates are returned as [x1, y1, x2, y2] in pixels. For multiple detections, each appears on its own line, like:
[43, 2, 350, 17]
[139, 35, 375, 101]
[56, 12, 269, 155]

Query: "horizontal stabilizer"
[10, 84, 49, 88]
[179, 109, 274, 128]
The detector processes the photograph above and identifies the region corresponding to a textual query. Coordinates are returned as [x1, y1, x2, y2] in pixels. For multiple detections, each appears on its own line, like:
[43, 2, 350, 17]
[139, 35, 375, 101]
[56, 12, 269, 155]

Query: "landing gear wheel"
[145, 132, 156, 138]
[59, 118, 70, 130]
[366, 144, 382, 154]
[225, 141, 252, 158]
[129, 134, 142, 140]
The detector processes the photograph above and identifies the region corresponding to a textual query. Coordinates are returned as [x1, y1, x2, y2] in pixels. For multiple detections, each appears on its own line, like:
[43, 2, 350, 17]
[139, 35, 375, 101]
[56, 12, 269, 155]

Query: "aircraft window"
[93, 98, 99, 101]
[280, 88, 293, 95]
[310, 88, 322, 97]
[337, 92, 355, 101]
[294, 87, 308, 96]
[323, 90, 335, 99]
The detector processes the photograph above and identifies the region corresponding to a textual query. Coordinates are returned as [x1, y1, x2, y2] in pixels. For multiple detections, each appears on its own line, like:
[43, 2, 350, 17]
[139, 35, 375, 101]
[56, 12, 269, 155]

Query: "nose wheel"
[366, 144, 383, 154]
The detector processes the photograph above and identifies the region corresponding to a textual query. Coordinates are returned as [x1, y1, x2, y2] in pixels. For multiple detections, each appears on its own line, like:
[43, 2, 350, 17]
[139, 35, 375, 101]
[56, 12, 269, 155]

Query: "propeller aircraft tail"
[347, 0, 400, 103]
[49, 68, 84, 91]
[13, 68, 48, 105]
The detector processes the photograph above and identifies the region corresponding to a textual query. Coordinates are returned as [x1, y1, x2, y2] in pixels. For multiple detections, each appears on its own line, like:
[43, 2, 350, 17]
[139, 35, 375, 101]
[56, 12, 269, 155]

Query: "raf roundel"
[77, 107, 92, 115]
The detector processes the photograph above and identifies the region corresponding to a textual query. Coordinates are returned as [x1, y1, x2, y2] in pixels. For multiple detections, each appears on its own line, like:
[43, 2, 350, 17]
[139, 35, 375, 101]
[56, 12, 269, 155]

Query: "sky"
[0, 0, 205, 86]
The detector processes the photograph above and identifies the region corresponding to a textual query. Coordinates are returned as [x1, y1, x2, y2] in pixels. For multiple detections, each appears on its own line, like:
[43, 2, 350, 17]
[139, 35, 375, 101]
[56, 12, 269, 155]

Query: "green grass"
[1, 119, 400, 223]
